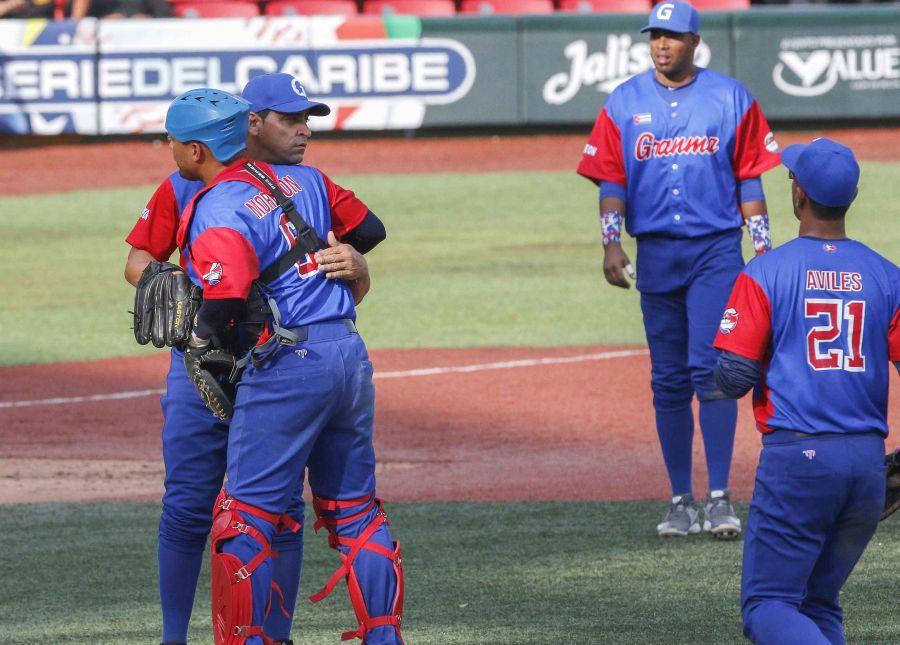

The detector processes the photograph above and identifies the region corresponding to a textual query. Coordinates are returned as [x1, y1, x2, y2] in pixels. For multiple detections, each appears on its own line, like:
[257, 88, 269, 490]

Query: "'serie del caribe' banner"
[1, 15, 478, 136]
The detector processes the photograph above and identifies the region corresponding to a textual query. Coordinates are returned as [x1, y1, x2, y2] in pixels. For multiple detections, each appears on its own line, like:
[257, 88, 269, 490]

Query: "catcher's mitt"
[184, 348, 241, 420]
[882, 449, 900, 521]
[133, 261, 201, 349]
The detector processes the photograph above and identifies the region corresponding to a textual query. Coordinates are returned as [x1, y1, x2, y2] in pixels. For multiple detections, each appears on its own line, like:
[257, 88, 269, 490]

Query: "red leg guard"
[310, 494, 405, 644]
[210, 491, 301, 645]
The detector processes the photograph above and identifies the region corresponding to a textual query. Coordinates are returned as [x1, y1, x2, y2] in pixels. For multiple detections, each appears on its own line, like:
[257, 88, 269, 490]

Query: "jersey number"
[805, 298, 866, 372]
[279, 214, 319, 279]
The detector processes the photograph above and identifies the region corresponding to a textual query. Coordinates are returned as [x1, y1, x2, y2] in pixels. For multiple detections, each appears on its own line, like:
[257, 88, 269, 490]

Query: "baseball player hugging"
[578, 1, 781, 537]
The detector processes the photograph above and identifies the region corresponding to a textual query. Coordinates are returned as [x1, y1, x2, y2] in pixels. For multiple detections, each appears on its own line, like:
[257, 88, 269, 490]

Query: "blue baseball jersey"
[715, 236, 900, 436]
[577, 68, 780, 237]
[177, 160, 368, 328]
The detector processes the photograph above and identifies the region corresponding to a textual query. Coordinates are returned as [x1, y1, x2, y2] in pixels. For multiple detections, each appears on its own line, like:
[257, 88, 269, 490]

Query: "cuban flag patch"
[633, 113, 652, 125]
[823, 243, 837, 253]
[203, 262, 223, 286]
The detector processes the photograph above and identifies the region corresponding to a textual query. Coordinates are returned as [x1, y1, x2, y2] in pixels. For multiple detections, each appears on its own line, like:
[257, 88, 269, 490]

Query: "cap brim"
[257, 98, 331, 117]
[639, 23, 693, 34]
[780, 144, 805, 172]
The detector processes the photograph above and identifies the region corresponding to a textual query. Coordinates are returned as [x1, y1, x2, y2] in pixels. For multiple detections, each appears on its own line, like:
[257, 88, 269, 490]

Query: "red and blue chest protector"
[177, 160, 367, 327]
[577, 68, 780, 237]
[716, 236, 900, 435]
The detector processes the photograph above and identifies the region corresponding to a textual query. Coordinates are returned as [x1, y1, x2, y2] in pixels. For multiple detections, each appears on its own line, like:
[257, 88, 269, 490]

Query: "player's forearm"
[714, 350, 762, 398]
[600, 196, 626, 249]
[125, 247, 157, 286]
[347, 272, 371, 305]
[741, 200, 771, 255]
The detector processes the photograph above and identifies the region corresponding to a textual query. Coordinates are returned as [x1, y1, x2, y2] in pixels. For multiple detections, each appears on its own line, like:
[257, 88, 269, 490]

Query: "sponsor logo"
[203, 262, 223, 286]
[719, 307, 739, 334]
[633, 113, 652, 124]
[805, 270, 862, 292]
[140, 207, 150, 220]
[803, 449, 816, 460]
[583, 143, 597, 156]
[823, 243, 837, 252]
[772, 34, 900, 97]
[542, 35, 710, 105]
[634, 132, 719, 161]
[764, 131, 779, 153]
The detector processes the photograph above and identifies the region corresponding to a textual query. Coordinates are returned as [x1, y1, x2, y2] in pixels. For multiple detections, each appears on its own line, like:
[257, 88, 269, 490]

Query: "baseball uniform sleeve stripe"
[189, 227, 260, 300]
[125, 177, 180, 261]
[732, 100, 781, 181]
[317, 170, 369, 240]
[577, 108, 626, 186]
[889, 305, 900, 362]
[714, 272, 772, 361]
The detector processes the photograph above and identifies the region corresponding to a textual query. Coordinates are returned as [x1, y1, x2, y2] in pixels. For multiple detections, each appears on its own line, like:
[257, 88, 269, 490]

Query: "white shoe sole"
[703, 520, 742, 539]
[657, 523, 701, 537]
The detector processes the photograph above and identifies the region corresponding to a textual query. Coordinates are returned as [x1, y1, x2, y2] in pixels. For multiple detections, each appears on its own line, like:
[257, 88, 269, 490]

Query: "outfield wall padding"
[0, 6, 897, 136]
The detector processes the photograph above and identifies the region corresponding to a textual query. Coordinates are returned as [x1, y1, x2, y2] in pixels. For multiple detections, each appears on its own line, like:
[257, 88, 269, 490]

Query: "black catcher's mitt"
[134, 261, 201, 349]
[882, 449, 900, 521]
[183, 348, 241, 420]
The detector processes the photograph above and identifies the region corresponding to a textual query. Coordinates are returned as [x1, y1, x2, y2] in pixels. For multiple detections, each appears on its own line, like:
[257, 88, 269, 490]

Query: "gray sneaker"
[703, 489, 741, 539]
[656, 494, 701, 537]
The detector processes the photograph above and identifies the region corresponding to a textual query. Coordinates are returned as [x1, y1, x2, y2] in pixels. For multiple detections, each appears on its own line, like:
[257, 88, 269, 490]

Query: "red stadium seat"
[653, 0, 749, 10]
[558, 0, 649, 14]
[459, 0, 554, 16]
[173, 2, 261, 17]
[264, 0, 358, 15]
[362, 0, 456, 16]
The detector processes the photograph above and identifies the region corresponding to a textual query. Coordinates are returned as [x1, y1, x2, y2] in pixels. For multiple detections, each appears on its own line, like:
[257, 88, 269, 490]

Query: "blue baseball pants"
[741, 430, 885, 645]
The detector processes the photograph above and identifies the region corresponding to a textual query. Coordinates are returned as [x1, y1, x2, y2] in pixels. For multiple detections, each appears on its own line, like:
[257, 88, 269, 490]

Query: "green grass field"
[2, 163, 900, 644]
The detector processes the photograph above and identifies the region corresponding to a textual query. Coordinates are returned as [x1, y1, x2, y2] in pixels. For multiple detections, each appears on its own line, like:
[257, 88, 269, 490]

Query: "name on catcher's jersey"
[125, 172, 204, 268]
[577, 68, 781, 238]
[714, 237, 900, 436]
[178, 161, 368, 328]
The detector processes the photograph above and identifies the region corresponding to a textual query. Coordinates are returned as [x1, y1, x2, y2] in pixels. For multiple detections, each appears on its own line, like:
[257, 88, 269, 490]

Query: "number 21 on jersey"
[805, 298, 866, 372]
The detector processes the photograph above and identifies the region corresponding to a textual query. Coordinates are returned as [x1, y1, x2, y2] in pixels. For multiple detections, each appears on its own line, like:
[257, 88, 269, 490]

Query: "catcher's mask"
[166, 88, 250, 163]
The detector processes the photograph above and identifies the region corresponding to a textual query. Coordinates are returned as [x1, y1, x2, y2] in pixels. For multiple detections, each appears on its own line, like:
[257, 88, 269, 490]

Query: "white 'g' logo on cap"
[291, 79, 308, 98]
[656, 3, 675, 20]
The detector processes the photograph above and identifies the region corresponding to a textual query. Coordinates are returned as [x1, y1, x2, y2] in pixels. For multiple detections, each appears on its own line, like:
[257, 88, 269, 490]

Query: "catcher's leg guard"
[210, 491, 301, 645]
[310, 494, 404, 644]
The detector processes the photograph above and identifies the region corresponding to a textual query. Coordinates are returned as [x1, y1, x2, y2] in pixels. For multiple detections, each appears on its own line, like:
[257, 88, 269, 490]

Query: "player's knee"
[651, 386, 693, 411]
[271, 526, 303, 552]
[159, 503, 215, 551]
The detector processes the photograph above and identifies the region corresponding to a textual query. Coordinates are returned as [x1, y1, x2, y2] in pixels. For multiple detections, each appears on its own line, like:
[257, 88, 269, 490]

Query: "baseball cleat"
[656, 494, 701, 537]
[703, 489, 742, 539]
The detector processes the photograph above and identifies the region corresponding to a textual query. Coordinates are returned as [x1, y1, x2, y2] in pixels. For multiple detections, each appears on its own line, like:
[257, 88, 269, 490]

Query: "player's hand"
[315, 231, 369, 281]
[603, 243, 634, 289]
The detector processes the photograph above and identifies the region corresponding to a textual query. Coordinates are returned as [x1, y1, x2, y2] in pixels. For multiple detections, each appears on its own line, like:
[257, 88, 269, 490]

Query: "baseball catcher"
[133, 260, 201, 349]
[882, 449, 900, 521]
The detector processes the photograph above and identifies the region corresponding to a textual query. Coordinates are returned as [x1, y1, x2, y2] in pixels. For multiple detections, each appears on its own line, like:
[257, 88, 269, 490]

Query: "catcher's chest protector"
[210, 492, 300, 645]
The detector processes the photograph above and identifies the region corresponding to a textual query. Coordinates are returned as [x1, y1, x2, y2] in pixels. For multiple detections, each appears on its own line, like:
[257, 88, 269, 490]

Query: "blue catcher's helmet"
[165, 89, 250, 162]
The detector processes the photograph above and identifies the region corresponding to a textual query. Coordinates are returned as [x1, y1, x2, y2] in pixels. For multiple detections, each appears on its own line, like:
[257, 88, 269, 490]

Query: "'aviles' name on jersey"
[805, 270, 863, 292]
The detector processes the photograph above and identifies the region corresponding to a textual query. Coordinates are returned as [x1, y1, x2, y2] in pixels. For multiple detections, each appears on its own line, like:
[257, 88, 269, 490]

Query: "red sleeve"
[188, 228, 259, 300]
[318, 170, 368, 240]
[714, 273, 772, 361]
[576, 108, 626, 186]
[889, 306, 900, 362]
[124, 178, 180, 261]
[732, 100, 781, 181]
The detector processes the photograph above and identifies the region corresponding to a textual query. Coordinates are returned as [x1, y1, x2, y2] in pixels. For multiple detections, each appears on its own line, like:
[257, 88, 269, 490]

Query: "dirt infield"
[2, 128, 899, 507]
[1, 127, 898, 196]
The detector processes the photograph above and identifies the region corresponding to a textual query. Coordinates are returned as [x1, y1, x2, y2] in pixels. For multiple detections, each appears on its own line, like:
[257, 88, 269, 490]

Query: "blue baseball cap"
[165, 88, 250, 162]
[641, 2, 700, 35]
[241, 73, 331, 117]
[781, 137, 860, 208]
